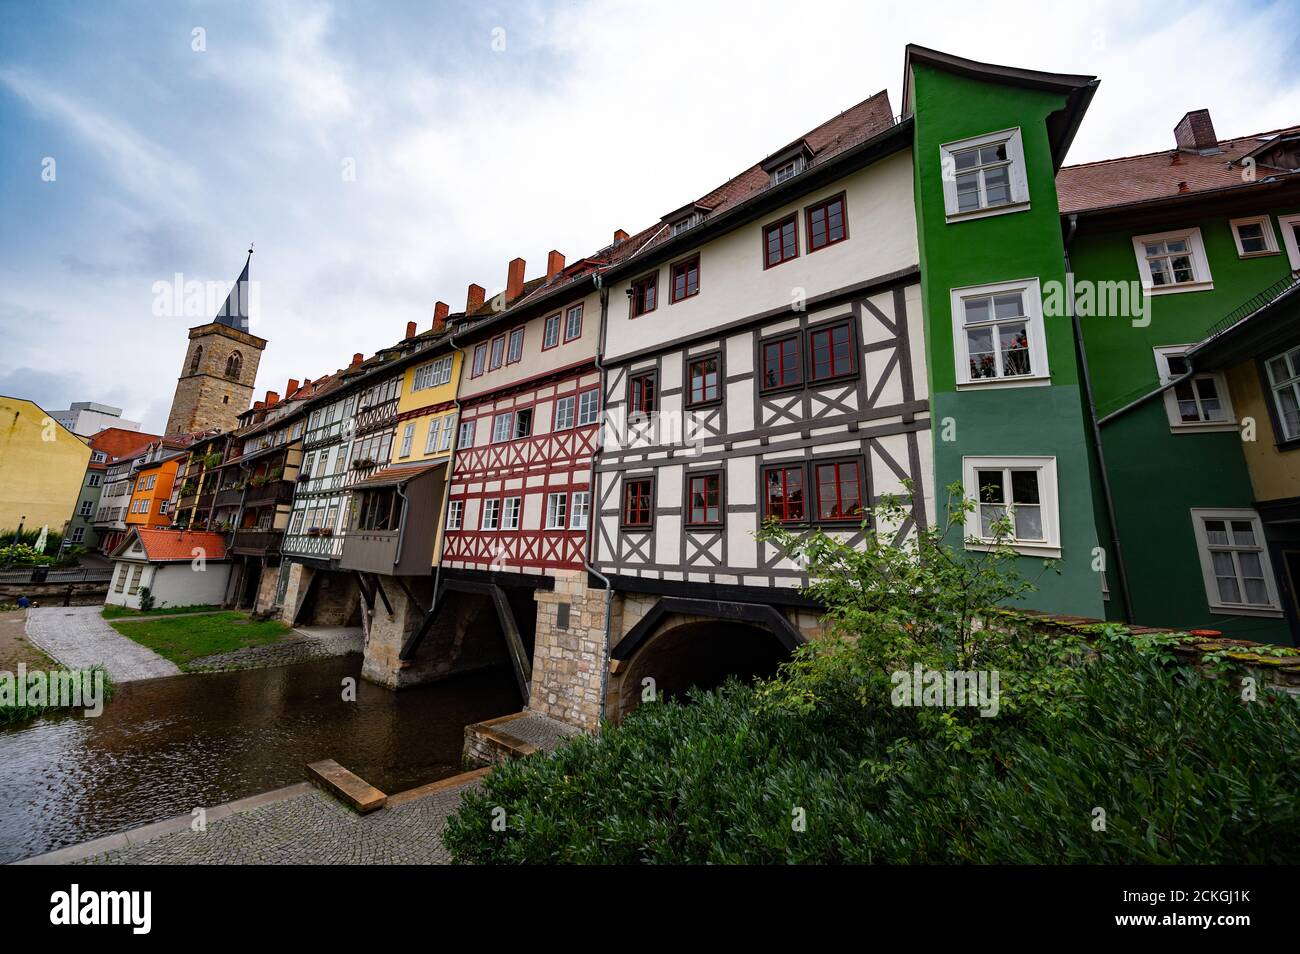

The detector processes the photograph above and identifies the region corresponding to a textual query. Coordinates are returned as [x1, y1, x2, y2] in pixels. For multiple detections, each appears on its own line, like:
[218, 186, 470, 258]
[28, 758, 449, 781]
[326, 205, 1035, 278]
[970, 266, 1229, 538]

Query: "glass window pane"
[956, 173, 981, 211]
[983, 165, 1011, 205]
[1013, 504, 1043, 540]
[1204, 520, 1229, 546]
[999, 322, 1031, 376]
[979, 503, 1006, 537]
[1243, 578, 1269, 604]
[977, 470, 1004, 503]
[1230, 521, 1256, 546]
[993, 293, 1024, 319]
[963, 296, 991, 324]
[953, 149, 979, 171]
[1210, 551, 1236, 576]
[1010, 470, 1039, 504]
[1216, 576, 1242, 604]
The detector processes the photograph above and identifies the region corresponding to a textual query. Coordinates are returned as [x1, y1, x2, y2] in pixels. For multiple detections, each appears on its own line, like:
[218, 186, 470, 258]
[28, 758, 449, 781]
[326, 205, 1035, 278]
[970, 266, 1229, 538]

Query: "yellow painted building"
[0, 396, 92, 538]
[390, 345, 462, 561]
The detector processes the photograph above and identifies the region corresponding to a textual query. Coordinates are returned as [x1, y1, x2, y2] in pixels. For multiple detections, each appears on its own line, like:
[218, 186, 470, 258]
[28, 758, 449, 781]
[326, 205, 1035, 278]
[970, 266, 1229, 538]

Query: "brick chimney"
[614, 229, 629, 244]
[253, 401, 264, 410]
[506, 257, 526, 302]
[1175, 109, 1220, 155]
[351, 352, 363, 367]
[433, 301, 449, 332]
[466, 283, 485, 313]
[547, 250, 565, 281]
[286, 378, 299, 396]
[265, 390, 280, 406]
[405, 320, 418, 339]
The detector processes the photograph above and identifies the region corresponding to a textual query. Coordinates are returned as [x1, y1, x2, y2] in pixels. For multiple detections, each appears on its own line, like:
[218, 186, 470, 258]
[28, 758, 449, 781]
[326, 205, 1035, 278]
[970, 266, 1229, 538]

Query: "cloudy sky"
[2, 0, 1298, 434]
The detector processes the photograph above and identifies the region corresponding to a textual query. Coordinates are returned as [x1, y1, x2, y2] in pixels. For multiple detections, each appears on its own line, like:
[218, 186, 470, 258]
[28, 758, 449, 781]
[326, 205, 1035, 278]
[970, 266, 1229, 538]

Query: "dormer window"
[671, 216, 695, 236]
[772, 158, 804, 184]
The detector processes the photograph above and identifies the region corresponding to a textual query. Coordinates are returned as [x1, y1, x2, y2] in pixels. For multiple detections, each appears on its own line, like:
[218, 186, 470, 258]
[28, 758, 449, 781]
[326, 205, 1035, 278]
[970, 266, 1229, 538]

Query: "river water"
[0, 655, 519, 863]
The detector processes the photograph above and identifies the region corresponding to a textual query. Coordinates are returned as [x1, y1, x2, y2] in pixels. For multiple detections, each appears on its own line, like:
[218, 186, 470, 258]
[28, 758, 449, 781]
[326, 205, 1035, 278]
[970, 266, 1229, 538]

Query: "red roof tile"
[1057, 128, 1300, 214]
[132, 528, 228, 562]
[87, 427, 161, 468]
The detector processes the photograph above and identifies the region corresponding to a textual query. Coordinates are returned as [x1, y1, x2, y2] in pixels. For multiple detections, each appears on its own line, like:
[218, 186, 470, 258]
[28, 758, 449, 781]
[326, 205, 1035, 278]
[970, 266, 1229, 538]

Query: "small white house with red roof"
[106, 528, 233, 610]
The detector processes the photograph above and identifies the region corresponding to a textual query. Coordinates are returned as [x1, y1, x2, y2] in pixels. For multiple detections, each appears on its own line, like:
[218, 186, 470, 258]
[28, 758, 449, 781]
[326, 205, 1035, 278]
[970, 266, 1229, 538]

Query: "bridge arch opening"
[617, 619, 790, 720]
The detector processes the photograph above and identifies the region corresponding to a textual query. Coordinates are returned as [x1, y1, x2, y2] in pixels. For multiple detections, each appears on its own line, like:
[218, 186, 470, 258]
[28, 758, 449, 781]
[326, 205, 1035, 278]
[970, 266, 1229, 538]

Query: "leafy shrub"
[138, 586, 156, 613]
[443, 645, 1300, 864]
[444, 485, 1300, 864]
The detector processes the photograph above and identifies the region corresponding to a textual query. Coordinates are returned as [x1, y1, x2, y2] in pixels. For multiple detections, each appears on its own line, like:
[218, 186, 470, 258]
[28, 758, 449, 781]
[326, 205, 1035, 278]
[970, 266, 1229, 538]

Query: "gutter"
[1064, 213, 1135, 623]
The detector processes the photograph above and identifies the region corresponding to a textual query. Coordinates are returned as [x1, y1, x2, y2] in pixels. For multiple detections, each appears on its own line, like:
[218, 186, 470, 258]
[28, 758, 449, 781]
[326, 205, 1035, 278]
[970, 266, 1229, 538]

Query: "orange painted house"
[126, 454, 183, 528]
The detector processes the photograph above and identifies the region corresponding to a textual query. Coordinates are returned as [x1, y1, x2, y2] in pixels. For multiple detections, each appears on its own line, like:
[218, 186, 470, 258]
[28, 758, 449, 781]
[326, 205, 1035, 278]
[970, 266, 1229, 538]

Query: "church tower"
[164, 249, 268, 436]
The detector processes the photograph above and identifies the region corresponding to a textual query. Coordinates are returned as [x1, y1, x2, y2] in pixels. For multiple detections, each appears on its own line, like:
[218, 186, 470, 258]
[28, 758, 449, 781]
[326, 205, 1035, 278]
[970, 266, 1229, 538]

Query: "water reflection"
[0, 656, 519, 863]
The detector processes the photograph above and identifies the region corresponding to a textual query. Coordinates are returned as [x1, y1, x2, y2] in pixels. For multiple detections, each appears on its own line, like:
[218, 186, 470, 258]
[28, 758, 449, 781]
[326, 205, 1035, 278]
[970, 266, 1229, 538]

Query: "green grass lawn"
[110, 611, 293, 668]
[101, 603, 221, 620]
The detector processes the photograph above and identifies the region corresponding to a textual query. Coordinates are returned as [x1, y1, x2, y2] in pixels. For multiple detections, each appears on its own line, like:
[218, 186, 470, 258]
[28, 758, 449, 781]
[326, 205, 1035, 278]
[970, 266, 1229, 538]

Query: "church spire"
[213, 244, 253, 333]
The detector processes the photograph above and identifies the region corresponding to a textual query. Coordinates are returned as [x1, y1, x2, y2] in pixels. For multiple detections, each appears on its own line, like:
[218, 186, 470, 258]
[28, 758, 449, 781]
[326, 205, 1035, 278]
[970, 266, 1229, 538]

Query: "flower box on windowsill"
[351, 458, 376, 470]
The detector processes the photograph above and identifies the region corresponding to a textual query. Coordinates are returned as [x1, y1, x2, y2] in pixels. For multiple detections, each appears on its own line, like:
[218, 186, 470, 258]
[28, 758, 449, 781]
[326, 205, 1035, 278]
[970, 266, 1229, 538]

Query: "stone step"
[306, 759, 387, 814]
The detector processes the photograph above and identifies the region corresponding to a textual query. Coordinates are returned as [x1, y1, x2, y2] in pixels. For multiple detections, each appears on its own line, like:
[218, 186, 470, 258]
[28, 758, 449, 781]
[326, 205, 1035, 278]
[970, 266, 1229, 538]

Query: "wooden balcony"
[245, 479, 294, 507]
[231, 528, 283, 557]
[339, 462, 445, 576]
[215, 487, 244, 508]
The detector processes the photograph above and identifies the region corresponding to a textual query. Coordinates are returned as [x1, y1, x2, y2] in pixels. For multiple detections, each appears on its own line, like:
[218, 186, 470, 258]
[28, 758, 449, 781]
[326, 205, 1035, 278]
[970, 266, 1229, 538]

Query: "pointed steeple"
[213, 245, 253, 332]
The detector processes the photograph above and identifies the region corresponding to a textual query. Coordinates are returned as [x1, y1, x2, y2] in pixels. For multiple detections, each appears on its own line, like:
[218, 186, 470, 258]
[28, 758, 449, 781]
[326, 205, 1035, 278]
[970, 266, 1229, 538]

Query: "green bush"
[443, 485, 1300, 864]
[443, 646, 1300, 864]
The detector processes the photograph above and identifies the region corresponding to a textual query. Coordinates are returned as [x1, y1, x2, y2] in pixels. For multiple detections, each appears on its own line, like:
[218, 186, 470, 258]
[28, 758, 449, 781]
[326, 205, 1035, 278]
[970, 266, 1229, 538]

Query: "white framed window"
[1190, 509, 1282, 616]
[491, 413, 512, 443]
[424, 416, 441, 454]
[458, 420, 475, 449]
[92, 451, 107, 463]
[545, 492, 567, 529]
[507, 327, 525, 363]
[502, 496, 521, 530]
[446, 499, 463, 530]
[399, 422, 415, 457]
[564, 304, 583, 342]
[158, 500, 169, 515]
[87, 473, 101, 487]
[78, 500, 94, 516]
[771, 158, 804, 185]
[577, 388, 599, 426]
[413, 355, 453, 391]
[1131, 228, 1213, 294]
[440, 415, 456, 451]
[961, 456, 1060, 557]
[70, 527, 85, 543]
[571, 491, 590, 530]
[951, 278, 1049, 387]
[513, 408, 533, 439]
[542, 314, 561, 349]
[480, 498, 500, 530]
[1153, 346, 1235, 431]
[1229, 216, 1279, 258]
[1279, 213, 1300, 271]
[939, 128, 1029, 222]
[554, 395, 575, 430]
[1265, 345, 1300, 442]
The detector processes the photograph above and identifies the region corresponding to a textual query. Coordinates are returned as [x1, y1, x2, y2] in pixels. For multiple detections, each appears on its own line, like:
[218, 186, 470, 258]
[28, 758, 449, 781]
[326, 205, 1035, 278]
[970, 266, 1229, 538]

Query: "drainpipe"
[392, 481, 408, 568]
[426, 332, 464, 624]
[584, 275, 616, 724]
[1064, 213, 1135, 623]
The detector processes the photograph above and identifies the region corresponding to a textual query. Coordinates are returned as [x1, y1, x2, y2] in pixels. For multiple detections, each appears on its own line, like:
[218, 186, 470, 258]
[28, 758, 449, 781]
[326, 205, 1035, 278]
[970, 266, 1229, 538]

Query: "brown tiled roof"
[130, 528, 228, 562]
[87, 427, 160, 469]
[1057, 127, 1300, 214]
[506, 91, 897, 312]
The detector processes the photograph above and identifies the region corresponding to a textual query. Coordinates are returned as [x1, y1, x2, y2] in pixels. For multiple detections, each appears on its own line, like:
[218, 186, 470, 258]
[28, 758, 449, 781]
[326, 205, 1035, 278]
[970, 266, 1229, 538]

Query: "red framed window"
[630, 273, 657, 317]
[761, 334, 802, 390]
[806, 194, 847, 252]
[687, 354, 720, 406]
[542, 314, 561, 350]
[630, 371, 657, 415]
[763, 214, 798, 268]
[763, 465, 806, 523]
[815, 459, 864, 522]
[563, 303, 583, 342]
[670, 256, 699, 303]
[489, 334, 506, 370]
[686, 472, 722, 526]
[622, 478, 653, 528]
[471, 343, 487, 377]
[507, 327, 525, 363]
[809, 322, 854, 381]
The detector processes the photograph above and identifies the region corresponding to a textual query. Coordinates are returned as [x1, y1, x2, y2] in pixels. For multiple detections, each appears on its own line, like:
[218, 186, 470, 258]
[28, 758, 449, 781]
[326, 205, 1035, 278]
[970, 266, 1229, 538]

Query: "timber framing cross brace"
[609, 596, 809, 662]
[399, 579, 533, 703]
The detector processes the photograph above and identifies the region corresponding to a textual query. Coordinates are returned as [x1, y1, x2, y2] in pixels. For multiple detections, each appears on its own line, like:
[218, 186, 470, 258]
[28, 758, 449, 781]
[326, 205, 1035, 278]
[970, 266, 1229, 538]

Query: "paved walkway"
[24, 606, 180, 682]
[20, 773, 484, 865]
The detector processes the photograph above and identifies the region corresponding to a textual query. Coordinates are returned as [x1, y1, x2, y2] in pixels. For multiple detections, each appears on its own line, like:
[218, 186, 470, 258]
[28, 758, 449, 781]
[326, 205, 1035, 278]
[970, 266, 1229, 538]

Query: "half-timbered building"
[586, 93, 935, 720]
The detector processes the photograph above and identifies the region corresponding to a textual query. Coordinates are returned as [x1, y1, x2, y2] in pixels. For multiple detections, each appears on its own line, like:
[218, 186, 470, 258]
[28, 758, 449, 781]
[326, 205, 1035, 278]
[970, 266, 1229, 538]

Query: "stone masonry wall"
[529, 572, 609, 730]
[362, 585, 510, 689]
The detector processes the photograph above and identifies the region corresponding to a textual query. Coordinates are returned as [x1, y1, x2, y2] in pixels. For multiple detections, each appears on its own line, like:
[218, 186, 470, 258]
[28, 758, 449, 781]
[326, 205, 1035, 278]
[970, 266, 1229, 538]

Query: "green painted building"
[905, 46, 1108, 619]
[1059, 111, 1300, 644]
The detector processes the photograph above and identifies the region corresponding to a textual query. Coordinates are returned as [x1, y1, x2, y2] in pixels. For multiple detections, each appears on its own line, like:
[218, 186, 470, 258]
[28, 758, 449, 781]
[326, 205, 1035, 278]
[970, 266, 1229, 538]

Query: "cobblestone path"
[24, 606, 180, 682]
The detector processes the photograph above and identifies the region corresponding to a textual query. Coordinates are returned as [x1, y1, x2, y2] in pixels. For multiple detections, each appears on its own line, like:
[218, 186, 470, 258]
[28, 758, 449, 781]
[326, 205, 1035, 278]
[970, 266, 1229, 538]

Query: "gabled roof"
[88, 427, 160, 468]
[113, 527, 229, 562]
[901, 44, 1098, 168]
[1057, 127, 1300, 214]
